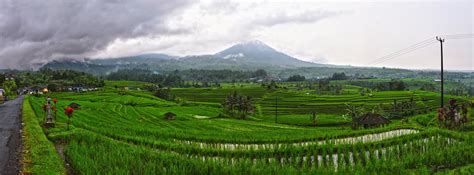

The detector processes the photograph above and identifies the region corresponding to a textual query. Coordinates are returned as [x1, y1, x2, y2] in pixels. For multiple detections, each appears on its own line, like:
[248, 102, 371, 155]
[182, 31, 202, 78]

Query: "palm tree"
[344, 104, 364, 129]
[222, 92, 254, 119]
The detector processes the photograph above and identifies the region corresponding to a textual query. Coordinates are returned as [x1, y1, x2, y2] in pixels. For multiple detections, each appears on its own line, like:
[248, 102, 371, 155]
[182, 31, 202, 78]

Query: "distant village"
[1, 70, 104, 101]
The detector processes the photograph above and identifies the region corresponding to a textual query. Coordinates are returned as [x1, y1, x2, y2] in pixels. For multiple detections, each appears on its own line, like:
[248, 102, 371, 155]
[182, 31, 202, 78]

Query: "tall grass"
[21, 97, 66, 174]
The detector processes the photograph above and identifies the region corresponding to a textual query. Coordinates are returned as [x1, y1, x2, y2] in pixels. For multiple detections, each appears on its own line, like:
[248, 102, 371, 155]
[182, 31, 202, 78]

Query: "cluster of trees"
[387, 98, 419, 118]
[178, 69, 267, 82]
[30, 68, 104, 88]
[315, 79, 343, 94]
[1, 68, 104, 93]
[140, 84, 175, 101]
[383, 80, 407, 91]
[222, 92, 255, 119]
[419, 83, 436, 91]
[330, 72, 348, 80]
[182, 81, 221, 88]
[286, 74, 305, 82]
[261, 80, 279, 90]
[153, 87, 175, 101]
[107, 69, 183, 87]
[107, 69, 270, 87]
[1, 79, 17, 97]
[446, 86, 474, 96]
[286, 72, 349, 82]
[349, 79, 406, 91]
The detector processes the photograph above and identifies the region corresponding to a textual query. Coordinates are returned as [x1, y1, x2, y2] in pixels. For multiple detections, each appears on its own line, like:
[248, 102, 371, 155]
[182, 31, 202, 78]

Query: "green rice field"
[24, 81, 474, 174]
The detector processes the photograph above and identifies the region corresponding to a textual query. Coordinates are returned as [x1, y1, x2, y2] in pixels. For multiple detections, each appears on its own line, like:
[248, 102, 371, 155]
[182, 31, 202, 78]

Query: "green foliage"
[3, 79, 17, 95]
[21, 97, 66, 174]
[414, 114, 436, 127]
[331, 72, 348, 80]
[11, 68, 104, 89]
[344, 104, 365, 129]
[222, 91, 255, 119]
[107, 69, 270, 86]
[153, 87, 174, 100]
[107, 69, 165, 83]
[287, 74, 305, 82]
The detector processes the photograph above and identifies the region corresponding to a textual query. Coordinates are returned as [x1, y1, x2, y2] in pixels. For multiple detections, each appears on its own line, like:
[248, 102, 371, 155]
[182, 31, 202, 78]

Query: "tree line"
[106, 68, 269, 87]
[0, 68, 105, 94]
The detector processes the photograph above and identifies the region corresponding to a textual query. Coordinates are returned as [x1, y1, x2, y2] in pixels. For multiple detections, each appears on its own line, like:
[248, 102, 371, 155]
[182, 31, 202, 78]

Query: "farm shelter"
[357, 112, 390, 128]
[68, 102, 81, 109]
[164, 112, 176, 120]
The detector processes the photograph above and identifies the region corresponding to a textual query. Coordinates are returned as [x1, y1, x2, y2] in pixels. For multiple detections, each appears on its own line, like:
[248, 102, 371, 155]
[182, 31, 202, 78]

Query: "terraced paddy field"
[24, 81, 474, 174]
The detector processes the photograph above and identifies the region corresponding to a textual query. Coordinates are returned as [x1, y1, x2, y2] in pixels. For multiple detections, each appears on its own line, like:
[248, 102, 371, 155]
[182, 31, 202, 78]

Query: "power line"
[441, 33, 473, 37]
[440, 33, 474, 39]
[368, 37, 435, 65]
[368, 34, 473, 66]
[369, 38, 436, 65]
[370, 40, 437, 65]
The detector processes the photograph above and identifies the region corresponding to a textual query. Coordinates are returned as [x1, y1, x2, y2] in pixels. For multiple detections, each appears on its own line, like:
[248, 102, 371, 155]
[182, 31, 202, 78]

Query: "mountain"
[43, 40, 328, 75]
[215, 40, 319, 67]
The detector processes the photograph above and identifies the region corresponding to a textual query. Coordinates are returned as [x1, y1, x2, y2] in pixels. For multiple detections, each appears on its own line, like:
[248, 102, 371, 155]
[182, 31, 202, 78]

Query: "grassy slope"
[22, 80, 474, 173]
[21, 96, 66, 174]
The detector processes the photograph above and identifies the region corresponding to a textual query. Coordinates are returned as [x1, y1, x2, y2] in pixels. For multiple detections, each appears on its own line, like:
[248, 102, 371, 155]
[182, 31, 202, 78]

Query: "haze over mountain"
[43, 40, 326, 74]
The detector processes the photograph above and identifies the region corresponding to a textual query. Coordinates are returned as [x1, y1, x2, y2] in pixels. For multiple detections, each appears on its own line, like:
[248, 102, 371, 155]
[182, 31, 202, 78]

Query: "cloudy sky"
[0, 0, 472, 70]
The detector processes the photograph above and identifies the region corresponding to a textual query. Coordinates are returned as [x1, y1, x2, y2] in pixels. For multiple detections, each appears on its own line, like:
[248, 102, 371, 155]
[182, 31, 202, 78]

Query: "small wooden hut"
[164, 112, 176, 120]
[68, 102, 81, 109]
[357, 112, 390, 128]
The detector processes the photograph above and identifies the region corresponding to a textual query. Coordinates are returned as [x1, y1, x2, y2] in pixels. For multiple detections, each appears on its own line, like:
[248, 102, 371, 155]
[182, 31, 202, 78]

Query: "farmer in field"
[43, 99, 52, 123]
[46, 96, 51, 103]
[461, 104, 468, 124]
[65, 106, 74, 130]
[437, 108, 445, 128]
[53, 98, 58, 120]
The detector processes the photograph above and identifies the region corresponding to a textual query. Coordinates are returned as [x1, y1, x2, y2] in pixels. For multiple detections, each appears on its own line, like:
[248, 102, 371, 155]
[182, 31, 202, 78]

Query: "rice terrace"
[0, 0, 473, 174]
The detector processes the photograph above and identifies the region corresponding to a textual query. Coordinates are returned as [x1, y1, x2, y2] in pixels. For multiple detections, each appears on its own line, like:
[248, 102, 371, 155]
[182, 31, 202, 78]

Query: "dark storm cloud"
[0, 0, 192, 69]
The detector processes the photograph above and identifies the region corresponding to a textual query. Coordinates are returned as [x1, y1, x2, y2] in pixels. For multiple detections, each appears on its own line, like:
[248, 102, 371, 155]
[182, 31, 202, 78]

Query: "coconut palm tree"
[222, 91, 254, 119]
[344, 104, 364, 129]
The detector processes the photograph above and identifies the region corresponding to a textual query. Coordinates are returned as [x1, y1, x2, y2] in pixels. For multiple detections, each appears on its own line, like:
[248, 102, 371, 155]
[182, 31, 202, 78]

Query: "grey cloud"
[252, 10, 342, 27]
[0, 0, 192, 69]
[200, 0, 239, 15]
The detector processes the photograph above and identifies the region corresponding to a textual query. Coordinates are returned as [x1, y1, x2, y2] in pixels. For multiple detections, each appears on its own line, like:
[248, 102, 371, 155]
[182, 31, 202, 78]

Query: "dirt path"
[0, 96, 23, 175]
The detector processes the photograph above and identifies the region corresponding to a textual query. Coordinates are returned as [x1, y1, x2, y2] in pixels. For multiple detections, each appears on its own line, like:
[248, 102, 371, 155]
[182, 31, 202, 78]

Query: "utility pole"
[436, 36, 445, 108]
[275, 97, 278, 123]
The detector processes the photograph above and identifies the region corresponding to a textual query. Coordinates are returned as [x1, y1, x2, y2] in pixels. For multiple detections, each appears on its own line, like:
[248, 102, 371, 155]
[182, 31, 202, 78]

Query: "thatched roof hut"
[357, 112, 390, 128]
[164, 112, 176, 120]
[68, 102, 81, 109]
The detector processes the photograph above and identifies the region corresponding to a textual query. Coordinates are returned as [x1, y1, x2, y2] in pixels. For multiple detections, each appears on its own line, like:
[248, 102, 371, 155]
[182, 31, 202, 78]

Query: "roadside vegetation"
[21, 97, 66, 174]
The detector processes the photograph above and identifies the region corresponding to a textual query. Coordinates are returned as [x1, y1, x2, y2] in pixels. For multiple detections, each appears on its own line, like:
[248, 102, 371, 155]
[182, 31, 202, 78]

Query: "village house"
[357, 112, 390, 128]
[0, 88, 5, 97]
[27, 85, 49, 95]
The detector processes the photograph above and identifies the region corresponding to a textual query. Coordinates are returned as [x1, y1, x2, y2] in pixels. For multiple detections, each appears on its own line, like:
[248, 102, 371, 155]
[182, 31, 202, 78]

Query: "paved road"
[0, 96, 23, 175]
